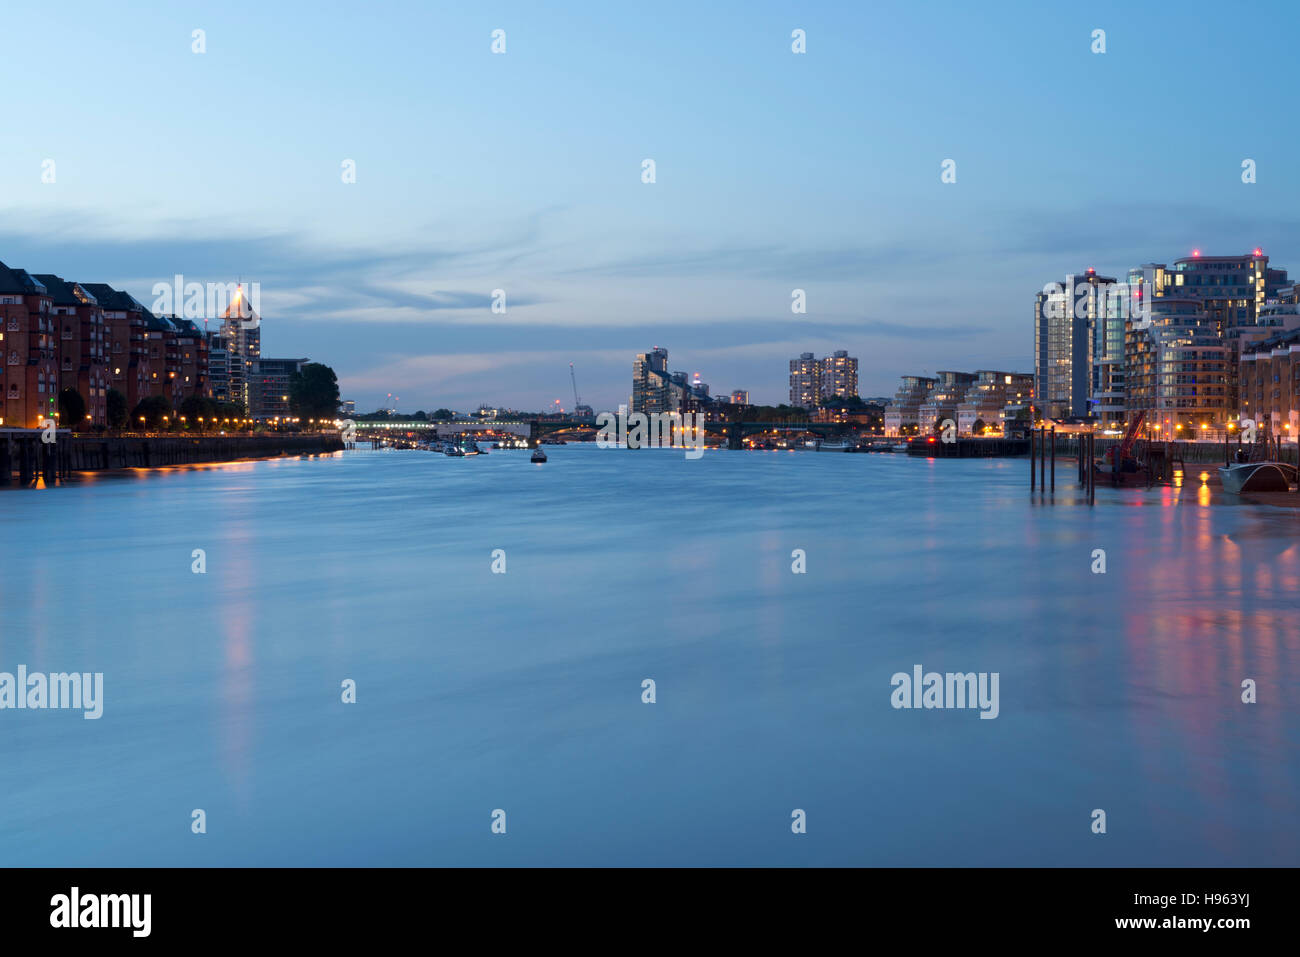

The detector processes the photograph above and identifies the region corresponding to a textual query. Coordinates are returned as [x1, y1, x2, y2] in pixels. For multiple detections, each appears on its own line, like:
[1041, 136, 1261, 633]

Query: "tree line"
[55, 362, 340, 432]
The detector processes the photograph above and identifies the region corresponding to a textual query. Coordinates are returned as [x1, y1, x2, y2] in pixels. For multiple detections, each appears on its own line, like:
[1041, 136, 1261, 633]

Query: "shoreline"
[0, 432, 343, 486]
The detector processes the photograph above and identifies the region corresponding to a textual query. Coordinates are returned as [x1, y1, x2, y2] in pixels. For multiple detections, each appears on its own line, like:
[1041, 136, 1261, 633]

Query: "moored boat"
[1092, 460, 1152, 486]
[1219, 461, 1297, 494]
[530, 448, 547, 463]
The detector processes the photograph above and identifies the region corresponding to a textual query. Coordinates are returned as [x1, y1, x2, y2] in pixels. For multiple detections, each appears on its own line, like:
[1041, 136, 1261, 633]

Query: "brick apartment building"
[33, 274, 109, 429]
[0, 262, 211, 430]
[83, 282, 155, 413]
[0, 262, 58, 429]
[1240, 328, 1300, 439]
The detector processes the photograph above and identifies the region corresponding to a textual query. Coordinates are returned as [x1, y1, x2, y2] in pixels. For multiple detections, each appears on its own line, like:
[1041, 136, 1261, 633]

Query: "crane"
[1101, 410, 1145, 469]
[566, 362, 594, 417]
[570, 362, 582, 411]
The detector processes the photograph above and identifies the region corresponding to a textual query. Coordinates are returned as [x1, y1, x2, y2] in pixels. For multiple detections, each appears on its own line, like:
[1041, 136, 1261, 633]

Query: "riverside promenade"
[0, 430, 344, 485]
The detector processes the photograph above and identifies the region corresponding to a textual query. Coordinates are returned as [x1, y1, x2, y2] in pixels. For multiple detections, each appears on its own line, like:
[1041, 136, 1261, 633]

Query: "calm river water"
[0, 444, 1296, 865]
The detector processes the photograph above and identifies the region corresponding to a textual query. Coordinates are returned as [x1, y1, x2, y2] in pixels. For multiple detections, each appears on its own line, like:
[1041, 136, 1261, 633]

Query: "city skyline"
[3, 1, 1298, 411]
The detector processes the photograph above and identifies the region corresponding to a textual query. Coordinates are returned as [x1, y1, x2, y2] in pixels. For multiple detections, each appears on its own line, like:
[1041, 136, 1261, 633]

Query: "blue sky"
[3, 0, 1299, 411]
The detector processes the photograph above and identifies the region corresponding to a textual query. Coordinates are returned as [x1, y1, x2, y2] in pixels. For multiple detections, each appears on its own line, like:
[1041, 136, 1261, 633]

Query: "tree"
[179, 394, 218, 427]
[130, 395, 172, 429]
[973, 418, 986, 436]
[107, 389, 128, 431]
[216, 400, 247, 428]
[58, 387, 87, 431]
[431, 408, 454, 421]
[289, 363, 340, 420]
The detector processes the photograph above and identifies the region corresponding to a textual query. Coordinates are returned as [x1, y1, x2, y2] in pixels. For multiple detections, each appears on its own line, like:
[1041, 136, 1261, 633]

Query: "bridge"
[352, 418, 598, 445]
[353, 417, 851, 449]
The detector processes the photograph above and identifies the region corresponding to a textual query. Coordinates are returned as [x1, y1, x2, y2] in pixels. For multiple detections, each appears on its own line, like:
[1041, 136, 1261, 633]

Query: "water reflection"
[0, 447, 1295, 865]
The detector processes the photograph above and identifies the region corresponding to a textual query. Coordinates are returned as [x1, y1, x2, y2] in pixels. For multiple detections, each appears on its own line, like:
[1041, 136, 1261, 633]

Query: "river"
[0, 444, 1295, 865]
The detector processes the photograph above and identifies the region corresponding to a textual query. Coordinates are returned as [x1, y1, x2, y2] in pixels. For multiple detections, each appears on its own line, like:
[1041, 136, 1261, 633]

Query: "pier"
[905, 436, 1030, 457]
[1026, 426, 1300, 505]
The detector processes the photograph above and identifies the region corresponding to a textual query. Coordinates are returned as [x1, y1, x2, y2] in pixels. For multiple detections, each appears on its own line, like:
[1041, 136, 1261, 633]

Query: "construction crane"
[567, 362, 595, 418]
[1096, 410, 1149, 485]
[1116, 410, 1146, 462]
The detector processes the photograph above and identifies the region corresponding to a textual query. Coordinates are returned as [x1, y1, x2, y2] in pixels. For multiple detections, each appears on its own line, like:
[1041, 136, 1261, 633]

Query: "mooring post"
[1050, 427, 1055, 490]
[1039, 428, 1045, 489]
[1085, 433, 1092, 501]
[1030, 426, 1036, 490]
[1084, 434, 1090, 497]
[1090, 434, 1096, 504]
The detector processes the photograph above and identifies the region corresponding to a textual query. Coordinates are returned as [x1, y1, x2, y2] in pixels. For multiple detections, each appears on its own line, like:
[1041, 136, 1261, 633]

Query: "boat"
[816, 439, 851, 452]
[530, 448, 547, 463]
[442, 442, 465, 457]
[890, 443, 910, 453]
[1093, 456, 1152, 487]
[1219, 461, 1297, 494]
[1091, 411, 1151, 487]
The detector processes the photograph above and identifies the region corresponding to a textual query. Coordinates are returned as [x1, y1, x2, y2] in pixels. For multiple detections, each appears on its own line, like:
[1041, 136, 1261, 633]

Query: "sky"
[3, 0, 1300, 413]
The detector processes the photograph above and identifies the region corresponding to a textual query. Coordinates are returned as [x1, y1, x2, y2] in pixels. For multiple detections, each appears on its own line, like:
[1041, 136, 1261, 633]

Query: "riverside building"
[248, 358, 308, 421]
[884, 375, 936, 436]
[1130, 252, 1289, 414]
[1034, 269, 1118, 420]
[0, 263, 57, 429]
[917, 371, 977, 434]
[633, 347, 673, 413]
[33, 274, 108, 429]
[1123, 298, 1229, 437]
[788, 350, 859, 408]
[789, 353, 820, 408]
[820, 350, 858, 403]
[956, 371, 1034, 436]
[83, 283, 155, 413]
[1240, 328, 1300, 439]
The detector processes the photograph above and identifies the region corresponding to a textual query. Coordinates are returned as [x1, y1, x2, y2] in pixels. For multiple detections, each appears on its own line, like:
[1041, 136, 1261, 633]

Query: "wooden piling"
[1030, 425, 1036, 490]
[1081, 434, 1092, 504]
[1039, 428, 1045, 489]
